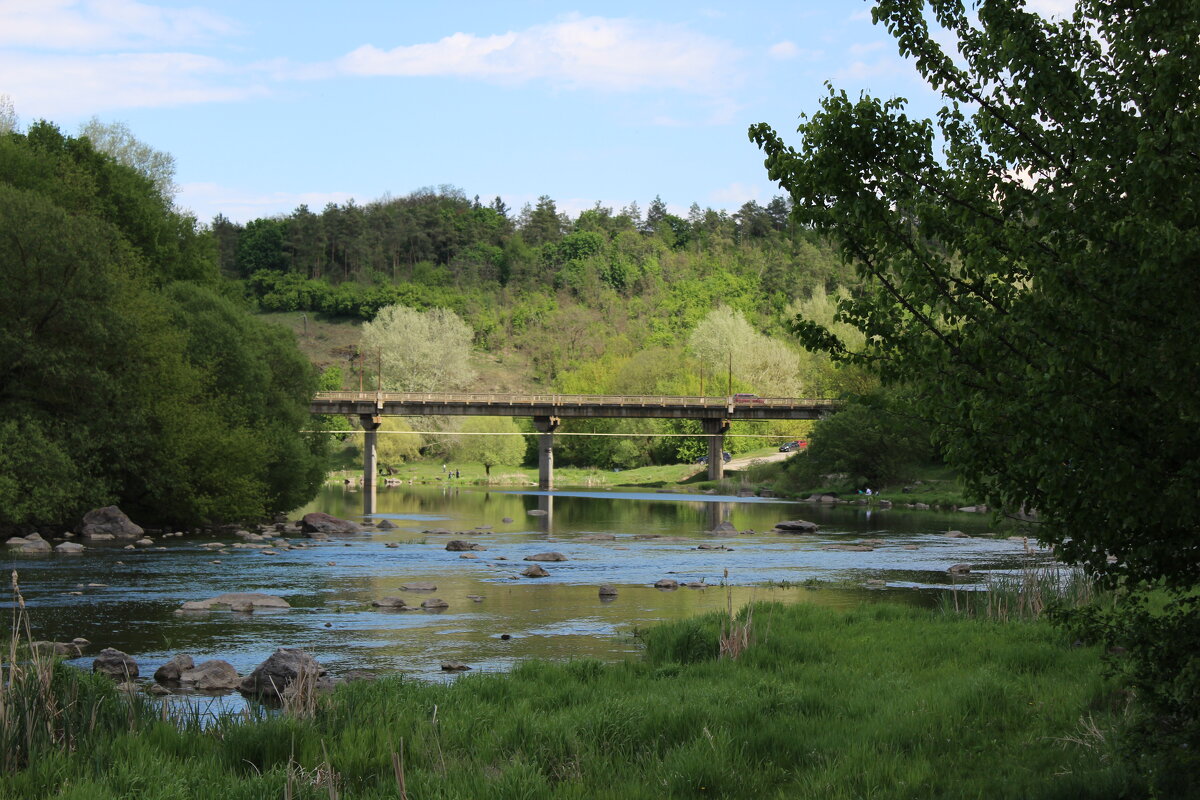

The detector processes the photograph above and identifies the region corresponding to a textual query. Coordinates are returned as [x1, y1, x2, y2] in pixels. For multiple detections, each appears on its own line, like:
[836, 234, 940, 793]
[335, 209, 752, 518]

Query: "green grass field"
[0, 602, 1142, 799]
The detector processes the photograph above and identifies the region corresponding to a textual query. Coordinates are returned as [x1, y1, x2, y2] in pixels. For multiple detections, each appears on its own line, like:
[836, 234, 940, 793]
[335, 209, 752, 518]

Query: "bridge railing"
[312, 391, 838, 408]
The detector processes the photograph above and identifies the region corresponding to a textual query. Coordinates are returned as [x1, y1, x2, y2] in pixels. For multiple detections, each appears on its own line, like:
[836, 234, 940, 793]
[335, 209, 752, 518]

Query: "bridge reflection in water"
[309, 391, 836, 517]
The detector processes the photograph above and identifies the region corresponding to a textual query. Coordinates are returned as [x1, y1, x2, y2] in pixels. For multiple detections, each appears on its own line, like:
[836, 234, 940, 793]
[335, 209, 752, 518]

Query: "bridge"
[310, 391, 837, 515]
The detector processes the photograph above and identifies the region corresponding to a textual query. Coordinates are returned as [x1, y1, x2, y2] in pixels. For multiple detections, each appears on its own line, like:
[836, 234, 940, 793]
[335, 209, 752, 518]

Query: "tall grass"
[0, 580, 1142, 798]
[942, 542, 1101, 621]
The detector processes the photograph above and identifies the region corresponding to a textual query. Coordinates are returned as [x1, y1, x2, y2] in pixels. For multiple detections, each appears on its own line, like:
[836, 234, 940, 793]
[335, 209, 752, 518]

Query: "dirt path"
[727, 451, 793, 470]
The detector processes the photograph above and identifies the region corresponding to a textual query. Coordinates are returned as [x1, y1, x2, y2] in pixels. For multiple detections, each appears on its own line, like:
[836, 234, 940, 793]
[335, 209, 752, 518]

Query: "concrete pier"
[534, 415, 560, 491]
[360, 413, 381, 517]
[703, 418, 730, 481]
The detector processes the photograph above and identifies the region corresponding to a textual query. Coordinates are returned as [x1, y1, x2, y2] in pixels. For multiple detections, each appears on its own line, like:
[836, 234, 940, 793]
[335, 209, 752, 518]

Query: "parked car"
[779, 440, 801, 452]
[696, 451, 733, 464]
[733, 393, 764, 404]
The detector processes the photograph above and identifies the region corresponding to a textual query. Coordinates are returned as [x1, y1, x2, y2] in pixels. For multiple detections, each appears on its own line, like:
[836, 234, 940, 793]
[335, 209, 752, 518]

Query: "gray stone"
[441, 661, 471, 671]
[178, 592, 290, 612]
[300, 512, 361, 536]
[401, 582, 437, 592]
[31, 641, 82, 657]
[445, 540, 484, 551]
[376, 519, 397, 529]
[521, 565, 549, 578]
[93, 648, 139, 681]
[154, 654, 195, 682]
[654, 579, 679, 590]
[420, 598, 449, 609]
[371, 597, 409, 609]
[180, 659, 240, 690]
[238, 648, 323, 700]
[79, 506, 144, 539]
[944, 531, 970, 539]
[523, 552, 567, 562]
[598, 585, 618, 597]
[948, 563, 972, 575]
[54, 541, 85, 554]
[774, 520, 820, 534]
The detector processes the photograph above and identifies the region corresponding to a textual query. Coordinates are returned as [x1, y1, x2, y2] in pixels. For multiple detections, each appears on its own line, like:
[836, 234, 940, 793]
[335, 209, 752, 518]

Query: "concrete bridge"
[309, 391, 837, 515]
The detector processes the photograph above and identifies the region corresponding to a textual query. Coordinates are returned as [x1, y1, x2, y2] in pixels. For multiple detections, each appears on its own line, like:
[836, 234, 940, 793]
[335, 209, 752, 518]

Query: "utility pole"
[727, 352, 732, 395]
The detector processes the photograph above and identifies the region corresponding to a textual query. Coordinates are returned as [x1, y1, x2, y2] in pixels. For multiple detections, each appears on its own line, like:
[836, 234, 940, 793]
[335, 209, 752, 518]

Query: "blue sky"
[0, 0, 1070, 223]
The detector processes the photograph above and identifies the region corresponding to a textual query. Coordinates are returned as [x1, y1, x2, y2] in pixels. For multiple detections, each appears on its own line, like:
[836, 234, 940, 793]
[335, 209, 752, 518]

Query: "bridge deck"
[310, 391, 836, 420]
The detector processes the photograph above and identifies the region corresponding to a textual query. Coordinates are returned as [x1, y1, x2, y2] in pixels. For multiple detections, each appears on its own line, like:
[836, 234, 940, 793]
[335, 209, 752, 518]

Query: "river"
[3, 485, 1045, 708]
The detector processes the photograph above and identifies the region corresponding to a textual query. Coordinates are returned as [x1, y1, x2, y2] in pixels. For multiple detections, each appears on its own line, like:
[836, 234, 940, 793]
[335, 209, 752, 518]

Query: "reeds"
[718, 569, 753, 660]
[943, 539, 1100, 621]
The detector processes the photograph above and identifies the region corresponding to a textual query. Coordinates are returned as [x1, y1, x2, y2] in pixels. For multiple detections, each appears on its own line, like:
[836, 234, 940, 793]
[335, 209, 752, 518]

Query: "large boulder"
[54, 541, 85, 554]
[300, 512, 361, 536]
[154, 654, 195, 683]
[79, 506, 144, 539]
[239, 648, 323, 700]
[178, 593, 290, 612]
[180, 659, 241, 690]
[93, 648, 138, 681]
[775, 520, 820, 534]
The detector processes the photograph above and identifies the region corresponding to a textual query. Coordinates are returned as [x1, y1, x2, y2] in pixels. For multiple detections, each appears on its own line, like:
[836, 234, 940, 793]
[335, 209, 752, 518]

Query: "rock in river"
[524, 552, 567, 562]
[300, 512, 361, 536]
[180, 659, 241, 690]
[239, 648, 323, 700]
[93, 648, 139, 681]
[445, 540, 485, 551]
[154, 654, 195, 682]
[774, 520, 820, 533]
[521, 565, 550, 578]
[79, 506, 144, 539]
[178, 592, 290, 612]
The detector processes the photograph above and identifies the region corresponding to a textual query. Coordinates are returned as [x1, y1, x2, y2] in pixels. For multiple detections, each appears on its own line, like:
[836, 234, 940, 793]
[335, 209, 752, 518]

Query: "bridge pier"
[360, 413, 381, 518]
[534, 415, 560, 491]
[703, 418, 729, 481]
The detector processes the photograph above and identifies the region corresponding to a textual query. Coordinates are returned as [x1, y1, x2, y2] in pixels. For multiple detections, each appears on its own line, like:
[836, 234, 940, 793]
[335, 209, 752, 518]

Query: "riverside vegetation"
[1, 573, 1141, 800]
[2, 0, 1198, 791]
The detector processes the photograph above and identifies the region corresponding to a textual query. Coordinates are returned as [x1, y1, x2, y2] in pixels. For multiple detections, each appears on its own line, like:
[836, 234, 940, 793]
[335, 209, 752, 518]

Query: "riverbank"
[331, 454, 979, 511]
[1, 600, 1138, 799]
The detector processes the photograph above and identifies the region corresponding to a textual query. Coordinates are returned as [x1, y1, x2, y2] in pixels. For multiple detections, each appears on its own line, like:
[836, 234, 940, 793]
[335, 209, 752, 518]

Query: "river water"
[4, 485, 1045, 706]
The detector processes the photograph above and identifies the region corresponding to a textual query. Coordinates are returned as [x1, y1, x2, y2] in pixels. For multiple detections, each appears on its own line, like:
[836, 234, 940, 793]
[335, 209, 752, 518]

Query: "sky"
[0, 0, 1073, 224]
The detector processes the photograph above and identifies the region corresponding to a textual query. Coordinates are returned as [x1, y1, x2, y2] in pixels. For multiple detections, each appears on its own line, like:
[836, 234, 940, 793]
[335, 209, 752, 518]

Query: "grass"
[0, 589, 1145, 799]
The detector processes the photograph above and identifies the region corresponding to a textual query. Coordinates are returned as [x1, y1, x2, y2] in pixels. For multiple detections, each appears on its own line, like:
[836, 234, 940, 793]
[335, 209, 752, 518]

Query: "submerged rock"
[523, 552, 567, 562]
[441, 661, 471, 671]
[371, 597, 409, 609]
[775, 520, 820, 533]
[178, 592, 290, 612]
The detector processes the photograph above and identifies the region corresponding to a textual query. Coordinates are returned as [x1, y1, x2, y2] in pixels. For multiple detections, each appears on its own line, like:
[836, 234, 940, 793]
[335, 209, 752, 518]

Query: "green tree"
[450, 417, 526, 476]
[361, 305, 476, 392]
[375, 418, 423, 473]
[77, 117, 177, 198]
[688, 305, 802, 396]
[752, 0, 1200, 778]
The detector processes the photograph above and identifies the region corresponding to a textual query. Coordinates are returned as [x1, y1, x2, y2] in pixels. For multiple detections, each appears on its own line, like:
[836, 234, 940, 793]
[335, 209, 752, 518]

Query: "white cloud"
[337, 16, 742, 94]
[709, 182, 762, 207]
[0, 0, 235, 50]
[849, 41, 886, 56]
[768, 41, 799, 60]
[1024, 0, 1075, 17]
[0, 51, 265, 117]
[178, 182, 358, 224]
